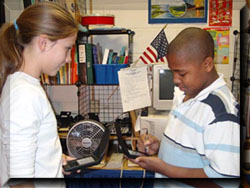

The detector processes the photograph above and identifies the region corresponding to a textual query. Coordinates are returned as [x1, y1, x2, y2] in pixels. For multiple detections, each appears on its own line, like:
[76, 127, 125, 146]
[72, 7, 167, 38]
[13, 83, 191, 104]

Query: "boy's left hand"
[128, 156, 166, 172]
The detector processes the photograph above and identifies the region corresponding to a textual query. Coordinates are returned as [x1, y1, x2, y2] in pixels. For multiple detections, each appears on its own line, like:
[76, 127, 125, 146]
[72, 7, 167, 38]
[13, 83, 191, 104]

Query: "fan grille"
[66, 120, 105, 158]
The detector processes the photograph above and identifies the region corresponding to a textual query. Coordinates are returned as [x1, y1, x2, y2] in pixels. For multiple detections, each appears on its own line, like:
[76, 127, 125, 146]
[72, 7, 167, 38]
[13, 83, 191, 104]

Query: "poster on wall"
[204, 27, 230, 64]
[209, 0, 232, 26]
[148, 0, 208, 24]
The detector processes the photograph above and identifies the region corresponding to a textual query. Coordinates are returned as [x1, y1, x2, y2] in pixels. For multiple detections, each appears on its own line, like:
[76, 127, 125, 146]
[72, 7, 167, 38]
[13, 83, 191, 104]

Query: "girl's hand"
[62, 154, 81, 175]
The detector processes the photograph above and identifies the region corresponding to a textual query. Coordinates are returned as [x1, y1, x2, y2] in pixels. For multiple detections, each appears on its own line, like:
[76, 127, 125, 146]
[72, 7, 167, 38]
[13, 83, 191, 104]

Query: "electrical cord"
[140, 169, 146, 188]
[119, 158, 147, 188]
[119, 158, 126, 188]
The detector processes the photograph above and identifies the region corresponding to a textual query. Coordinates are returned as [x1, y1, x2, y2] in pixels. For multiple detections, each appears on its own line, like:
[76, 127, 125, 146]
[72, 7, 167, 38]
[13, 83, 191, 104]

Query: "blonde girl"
[0, 2, 78, 187]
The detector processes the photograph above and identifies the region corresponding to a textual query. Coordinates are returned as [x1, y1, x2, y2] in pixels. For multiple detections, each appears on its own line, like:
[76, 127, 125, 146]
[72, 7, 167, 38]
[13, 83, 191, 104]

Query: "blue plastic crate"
[93, 64, 128, 84]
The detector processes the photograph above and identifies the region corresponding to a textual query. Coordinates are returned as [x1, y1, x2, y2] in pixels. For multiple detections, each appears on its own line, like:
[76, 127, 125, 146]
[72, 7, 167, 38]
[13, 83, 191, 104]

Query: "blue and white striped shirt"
[155, 74, 240, 179]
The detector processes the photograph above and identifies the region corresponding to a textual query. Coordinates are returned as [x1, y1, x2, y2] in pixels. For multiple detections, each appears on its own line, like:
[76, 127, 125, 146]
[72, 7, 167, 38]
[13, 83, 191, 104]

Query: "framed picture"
[149, 0, 208, 24]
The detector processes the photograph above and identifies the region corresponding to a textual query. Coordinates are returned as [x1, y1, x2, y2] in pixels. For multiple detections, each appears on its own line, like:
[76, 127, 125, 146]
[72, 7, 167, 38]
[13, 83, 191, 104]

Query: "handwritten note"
[118, 66, 151, 112]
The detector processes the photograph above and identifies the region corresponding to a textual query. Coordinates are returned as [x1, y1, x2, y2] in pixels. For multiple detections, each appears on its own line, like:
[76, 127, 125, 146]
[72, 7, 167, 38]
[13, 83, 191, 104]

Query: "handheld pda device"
[115, 123, 148, 159]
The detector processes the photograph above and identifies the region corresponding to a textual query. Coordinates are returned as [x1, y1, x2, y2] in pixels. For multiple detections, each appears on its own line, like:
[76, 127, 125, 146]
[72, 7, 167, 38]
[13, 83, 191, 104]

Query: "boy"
[130, 27, 240, 184]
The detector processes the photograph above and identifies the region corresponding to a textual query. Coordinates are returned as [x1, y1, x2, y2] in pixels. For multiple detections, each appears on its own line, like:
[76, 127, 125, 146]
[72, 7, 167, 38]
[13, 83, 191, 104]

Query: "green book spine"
[107, 50, 114, 64]
[86, 43, 94, 84]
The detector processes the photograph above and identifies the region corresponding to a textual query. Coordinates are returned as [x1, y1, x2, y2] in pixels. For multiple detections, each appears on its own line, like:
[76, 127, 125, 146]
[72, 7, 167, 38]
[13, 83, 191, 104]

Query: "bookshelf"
[74, 28, 135, 124]
[44, 28, 135, 125]
[77, 28, 135, 66]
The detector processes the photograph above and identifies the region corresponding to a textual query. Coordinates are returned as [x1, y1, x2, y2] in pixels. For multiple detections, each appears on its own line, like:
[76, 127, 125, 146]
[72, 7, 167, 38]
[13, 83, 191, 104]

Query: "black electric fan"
[64, 120, 109, 172]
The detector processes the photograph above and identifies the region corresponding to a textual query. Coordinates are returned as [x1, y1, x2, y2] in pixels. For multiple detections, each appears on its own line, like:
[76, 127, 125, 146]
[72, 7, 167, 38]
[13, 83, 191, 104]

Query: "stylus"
[144, 129, 149, 153]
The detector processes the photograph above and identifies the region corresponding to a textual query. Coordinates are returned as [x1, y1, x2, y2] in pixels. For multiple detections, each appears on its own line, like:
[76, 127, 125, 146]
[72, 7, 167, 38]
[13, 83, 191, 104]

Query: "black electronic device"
[115, 123, 148, 159]
[110, 117, 131, 136]
[88, 112, 100, 122]
[57, 111, 74, 128]
[63, 125, 110, 172]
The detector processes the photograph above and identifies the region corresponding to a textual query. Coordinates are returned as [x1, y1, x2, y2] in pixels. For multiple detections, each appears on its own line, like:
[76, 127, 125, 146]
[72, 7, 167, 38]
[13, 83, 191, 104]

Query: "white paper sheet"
[118, 66, 151, 112]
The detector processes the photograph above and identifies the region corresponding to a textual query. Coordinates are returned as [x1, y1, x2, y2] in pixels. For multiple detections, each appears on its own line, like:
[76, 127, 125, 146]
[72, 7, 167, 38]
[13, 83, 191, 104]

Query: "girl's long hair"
[0, 2, 78, 95]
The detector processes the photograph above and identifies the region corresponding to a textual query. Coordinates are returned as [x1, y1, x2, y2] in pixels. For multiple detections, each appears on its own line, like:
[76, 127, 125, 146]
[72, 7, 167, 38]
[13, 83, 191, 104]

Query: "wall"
[3, 0, 247, 114]
[4, 0, 23, 22]
[44, 85, 78, 115]
[90, 0, 246, 89]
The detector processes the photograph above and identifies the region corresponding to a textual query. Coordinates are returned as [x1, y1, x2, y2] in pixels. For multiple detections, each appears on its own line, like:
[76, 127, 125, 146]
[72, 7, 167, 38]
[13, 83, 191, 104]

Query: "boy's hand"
[128, 156, 165, 172]
[137, 134, 160, 155]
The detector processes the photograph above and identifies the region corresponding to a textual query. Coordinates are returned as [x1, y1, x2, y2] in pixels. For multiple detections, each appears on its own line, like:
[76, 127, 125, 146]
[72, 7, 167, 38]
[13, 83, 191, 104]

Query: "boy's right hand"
[137, 134, 160, 155]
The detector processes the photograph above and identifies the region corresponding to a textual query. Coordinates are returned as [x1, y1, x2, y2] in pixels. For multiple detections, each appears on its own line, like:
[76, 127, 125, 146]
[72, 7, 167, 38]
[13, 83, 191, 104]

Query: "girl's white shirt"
[0, 72, 63, 187]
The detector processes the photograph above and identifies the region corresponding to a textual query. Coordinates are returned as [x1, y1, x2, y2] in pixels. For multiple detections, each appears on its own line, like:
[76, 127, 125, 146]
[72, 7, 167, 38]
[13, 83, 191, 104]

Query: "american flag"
[140, 29, 168, 64]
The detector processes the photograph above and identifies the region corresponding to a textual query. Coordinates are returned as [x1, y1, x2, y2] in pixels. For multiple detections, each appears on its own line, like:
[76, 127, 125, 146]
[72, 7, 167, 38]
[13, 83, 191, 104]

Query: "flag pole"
[131, 58, 140, 68]
[162, 24, 168, 30]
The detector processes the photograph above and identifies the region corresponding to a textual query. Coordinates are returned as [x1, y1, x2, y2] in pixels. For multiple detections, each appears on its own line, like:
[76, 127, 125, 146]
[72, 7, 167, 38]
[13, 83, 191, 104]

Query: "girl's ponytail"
[0, 22, 23, 95]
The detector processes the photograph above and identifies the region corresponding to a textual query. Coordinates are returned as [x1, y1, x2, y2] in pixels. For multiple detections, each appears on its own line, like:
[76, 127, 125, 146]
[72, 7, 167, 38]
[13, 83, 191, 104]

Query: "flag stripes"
[139, 29, 168, 64]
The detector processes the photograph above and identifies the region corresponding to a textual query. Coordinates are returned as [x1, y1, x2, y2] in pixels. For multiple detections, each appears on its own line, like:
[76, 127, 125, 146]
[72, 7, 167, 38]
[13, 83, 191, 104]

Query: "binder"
[85, 43, 94, 84]
[76, 43, 86, 84]
[78, 43, 86, 64]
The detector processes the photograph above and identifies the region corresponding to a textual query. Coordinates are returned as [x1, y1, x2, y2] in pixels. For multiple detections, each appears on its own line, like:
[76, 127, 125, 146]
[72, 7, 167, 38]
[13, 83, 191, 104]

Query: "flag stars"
[140, 29, 168, 64]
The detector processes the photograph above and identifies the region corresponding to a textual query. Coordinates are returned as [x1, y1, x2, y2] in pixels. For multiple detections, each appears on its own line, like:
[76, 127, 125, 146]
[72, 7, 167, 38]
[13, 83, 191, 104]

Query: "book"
[71, 45, 79, 84]
[115, 56, 120, 64]
[92, 44, 99, 64]
[102, 48, 110, 64]
[73, 50, 78, 84]
[107, 49, 114, 64]
[124, 56, 129, 64]
[85, 43, 94, 84]
[120, 46, 126, 57]
[67, 62, 71, 84]
[96, 42, 103, 64]
[40, 74, 44, 84]
[118, 56, 125, 64]
[63, 65, 66, 84]
[118, 46, 126, 64]
[111, 52, 118, 64]
[59, 66, 63, 84]
[56, 72, 60, 84]
[123, 49, 129, 64]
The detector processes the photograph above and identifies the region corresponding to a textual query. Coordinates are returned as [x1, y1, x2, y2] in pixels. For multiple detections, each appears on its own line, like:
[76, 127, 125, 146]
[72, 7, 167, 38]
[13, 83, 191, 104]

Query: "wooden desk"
[65, 152, 155, 188]
[59, 128, 153, 177]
